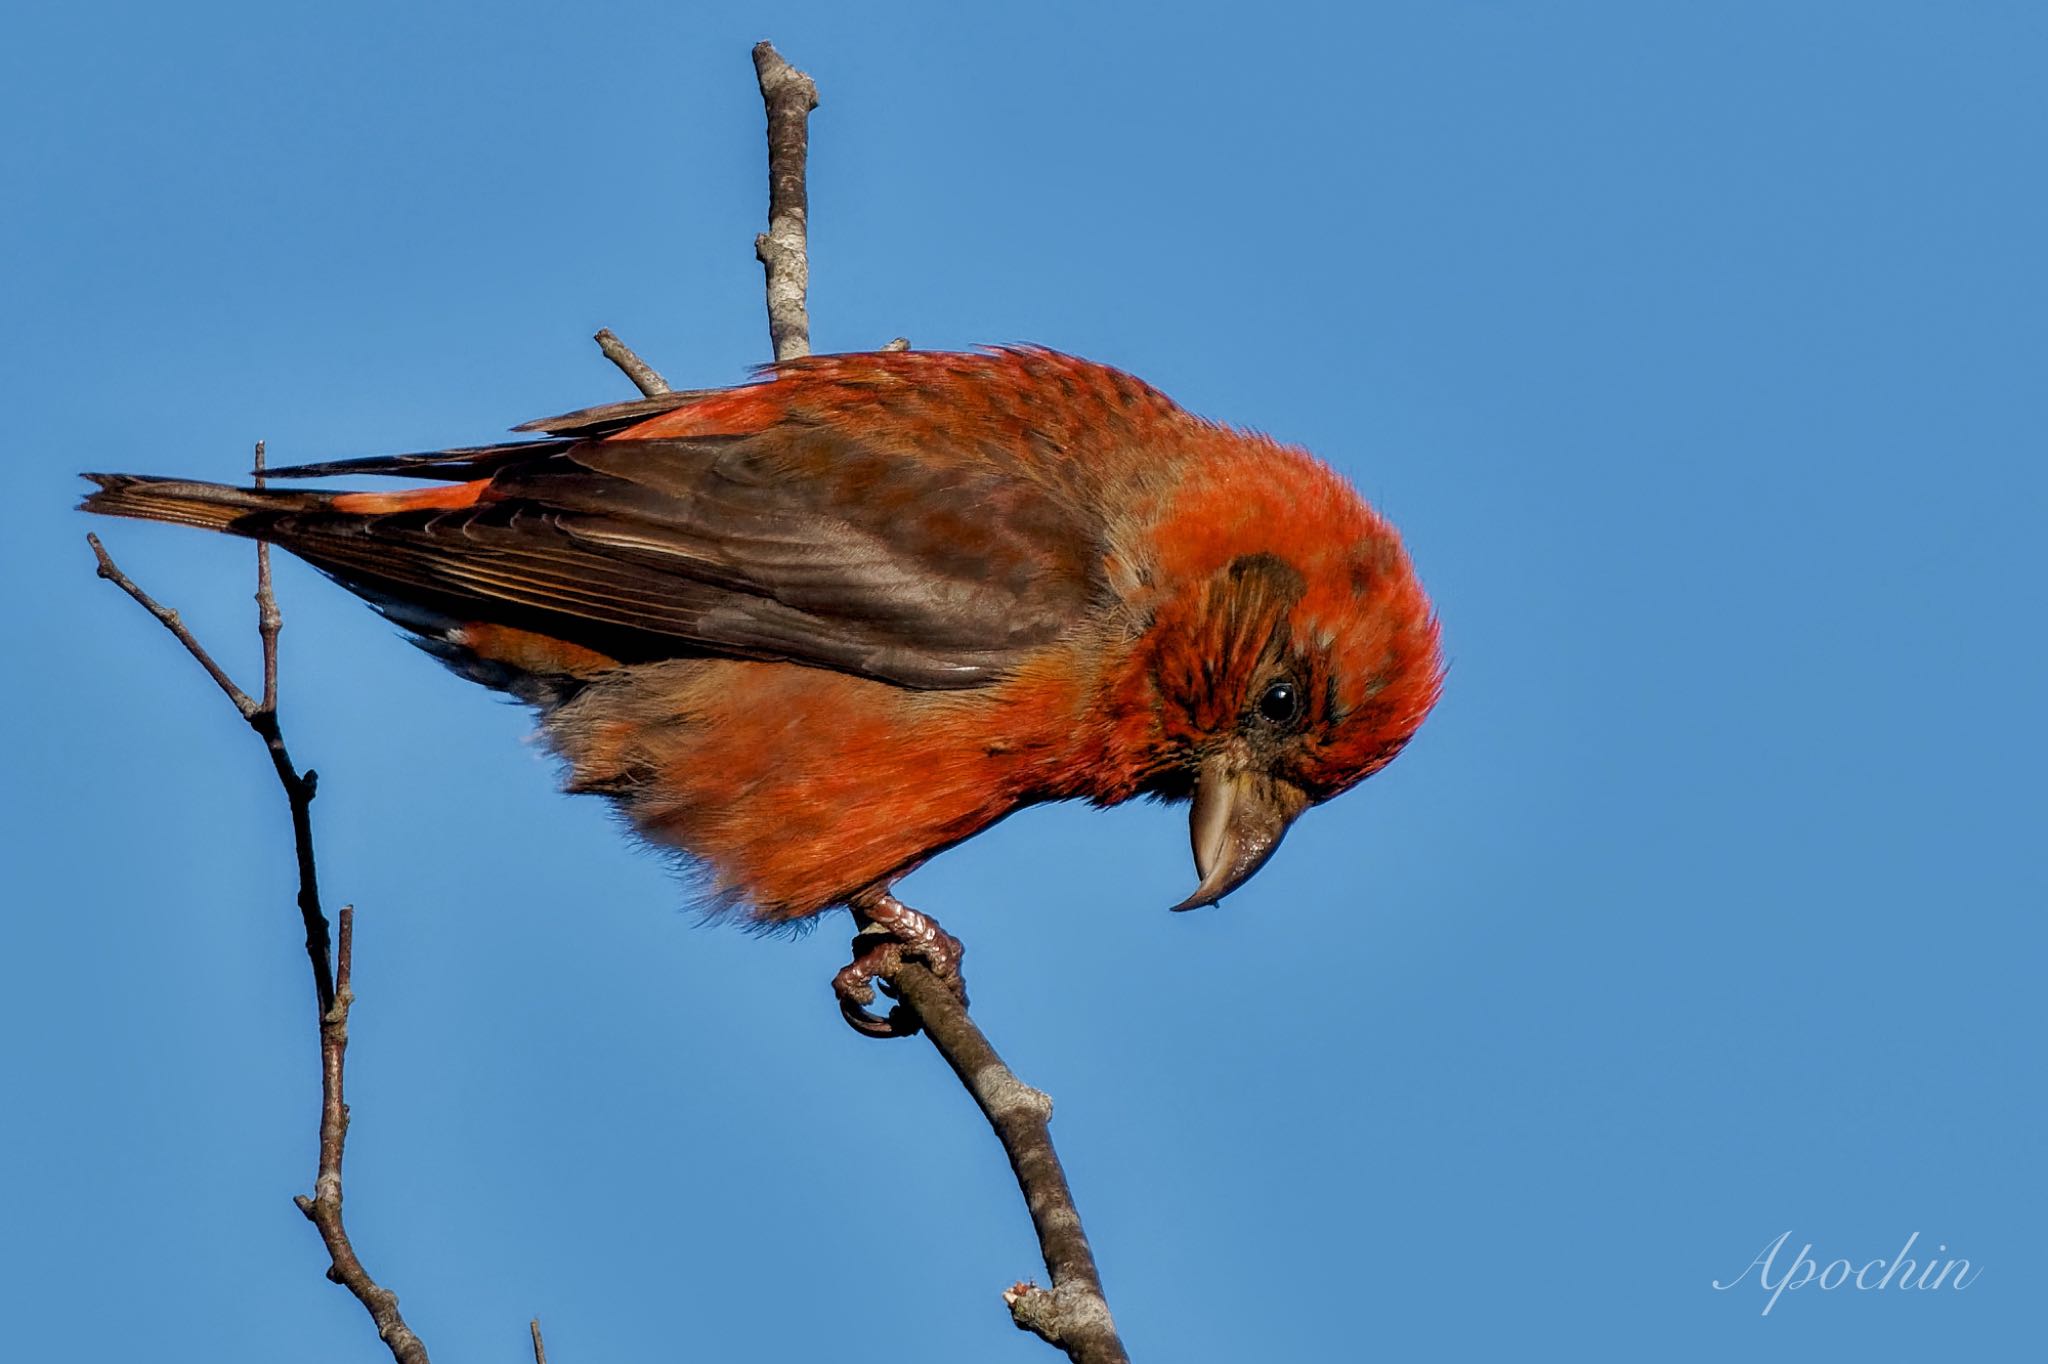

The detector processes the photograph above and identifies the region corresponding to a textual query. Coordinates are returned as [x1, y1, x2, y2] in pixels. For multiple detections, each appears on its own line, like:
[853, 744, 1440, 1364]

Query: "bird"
[82, 347, 1444, 1034]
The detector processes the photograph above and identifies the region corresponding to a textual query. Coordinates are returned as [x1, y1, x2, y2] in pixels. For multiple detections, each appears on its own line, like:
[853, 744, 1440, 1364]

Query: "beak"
[1170, 755, 1310, 911]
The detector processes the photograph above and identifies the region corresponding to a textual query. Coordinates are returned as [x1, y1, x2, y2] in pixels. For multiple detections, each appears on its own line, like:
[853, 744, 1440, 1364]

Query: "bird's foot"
[833, 894, 967, 1039]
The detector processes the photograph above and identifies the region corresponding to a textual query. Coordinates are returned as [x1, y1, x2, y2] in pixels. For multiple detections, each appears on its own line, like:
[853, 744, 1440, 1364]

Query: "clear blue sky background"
[3, 3, 2040, 1360]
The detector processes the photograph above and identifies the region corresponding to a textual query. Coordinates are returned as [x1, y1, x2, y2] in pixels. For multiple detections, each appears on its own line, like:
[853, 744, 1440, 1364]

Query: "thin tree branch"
[294, 908, 432, 1364]
[88, 533, 257, 719]
[747, 43, 1128, 1361]
[88, 522, 426, 1362]
[244, 439, 335, 1013]
[254, 440, 281, 714]
[753, 41, 818, 362]
[887, 964, 1130, 1364]
[530, 1317, 549, 1364]
[593, 327, 671, 396]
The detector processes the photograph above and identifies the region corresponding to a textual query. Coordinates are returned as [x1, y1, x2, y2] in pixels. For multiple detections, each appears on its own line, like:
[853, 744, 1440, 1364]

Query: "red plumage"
[84, 348, 1443, 1025]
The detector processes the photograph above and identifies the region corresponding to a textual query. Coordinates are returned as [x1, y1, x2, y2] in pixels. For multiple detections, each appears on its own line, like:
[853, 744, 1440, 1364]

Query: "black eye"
[1257, 681, 1300, 726]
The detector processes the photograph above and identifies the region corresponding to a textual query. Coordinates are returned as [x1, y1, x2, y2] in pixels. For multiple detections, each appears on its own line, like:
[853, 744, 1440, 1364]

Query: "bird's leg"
[833, 892, 967, 1038]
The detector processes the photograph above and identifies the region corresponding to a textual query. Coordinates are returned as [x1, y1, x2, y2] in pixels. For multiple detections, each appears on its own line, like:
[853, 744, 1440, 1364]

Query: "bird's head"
[1097, 436, 1444, 909]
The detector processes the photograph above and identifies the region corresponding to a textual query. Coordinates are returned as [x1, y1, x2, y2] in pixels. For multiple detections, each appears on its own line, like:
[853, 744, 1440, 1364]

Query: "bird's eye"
[1256, 680, 1300, 726]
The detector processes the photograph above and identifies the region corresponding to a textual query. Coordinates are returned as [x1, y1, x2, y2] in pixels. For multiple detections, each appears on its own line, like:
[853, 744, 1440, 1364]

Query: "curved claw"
[833, 939, 920, 1038]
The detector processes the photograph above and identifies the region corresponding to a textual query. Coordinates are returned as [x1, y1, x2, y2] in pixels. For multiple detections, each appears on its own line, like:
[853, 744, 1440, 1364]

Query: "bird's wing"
[221, 387, 1109, 689]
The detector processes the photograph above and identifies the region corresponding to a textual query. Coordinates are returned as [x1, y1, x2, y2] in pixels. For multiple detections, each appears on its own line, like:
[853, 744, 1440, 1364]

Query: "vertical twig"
[753, 41, 819, 361]
[254, 440, 280, 714]
[748, 44, 1129, 1364]
[295, 908, 431, 1364]
[245, 438, 334, 1016]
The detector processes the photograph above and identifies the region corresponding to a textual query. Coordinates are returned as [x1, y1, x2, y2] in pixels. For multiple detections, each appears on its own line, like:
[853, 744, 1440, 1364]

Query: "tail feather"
[79, 473, 325, 535]
[80, 471, 618, 706]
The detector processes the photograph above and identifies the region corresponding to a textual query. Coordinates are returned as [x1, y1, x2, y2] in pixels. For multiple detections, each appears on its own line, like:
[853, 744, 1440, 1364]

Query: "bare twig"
[294, 909, 431, 1364]
[593, 327, 671, 396]
[254, 440, 281, 713]
[88, 533, 257, 719]
[752, 41, 819, 361]
[888, 964, 1130, 1364]
[529, 1318, 549, 1364]
[244, 439, 335, 1012]
[89, 520, 425, 1361]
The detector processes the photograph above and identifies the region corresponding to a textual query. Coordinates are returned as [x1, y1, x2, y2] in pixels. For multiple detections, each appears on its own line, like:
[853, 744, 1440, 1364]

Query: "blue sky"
[3, 2, 2040, 1360]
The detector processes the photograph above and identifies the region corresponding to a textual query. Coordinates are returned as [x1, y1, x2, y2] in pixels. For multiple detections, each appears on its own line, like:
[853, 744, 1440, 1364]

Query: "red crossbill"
[84, 347, 1443, 1033]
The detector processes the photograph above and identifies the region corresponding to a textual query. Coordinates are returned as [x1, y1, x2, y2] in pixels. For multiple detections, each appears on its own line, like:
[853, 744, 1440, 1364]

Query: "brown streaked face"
[1148, 549, 1443, 911]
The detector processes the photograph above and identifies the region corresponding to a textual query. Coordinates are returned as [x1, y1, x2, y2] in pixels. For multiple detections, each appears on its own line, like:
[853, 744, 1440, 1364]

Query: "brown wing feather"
[231, 428, 1105, 689]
